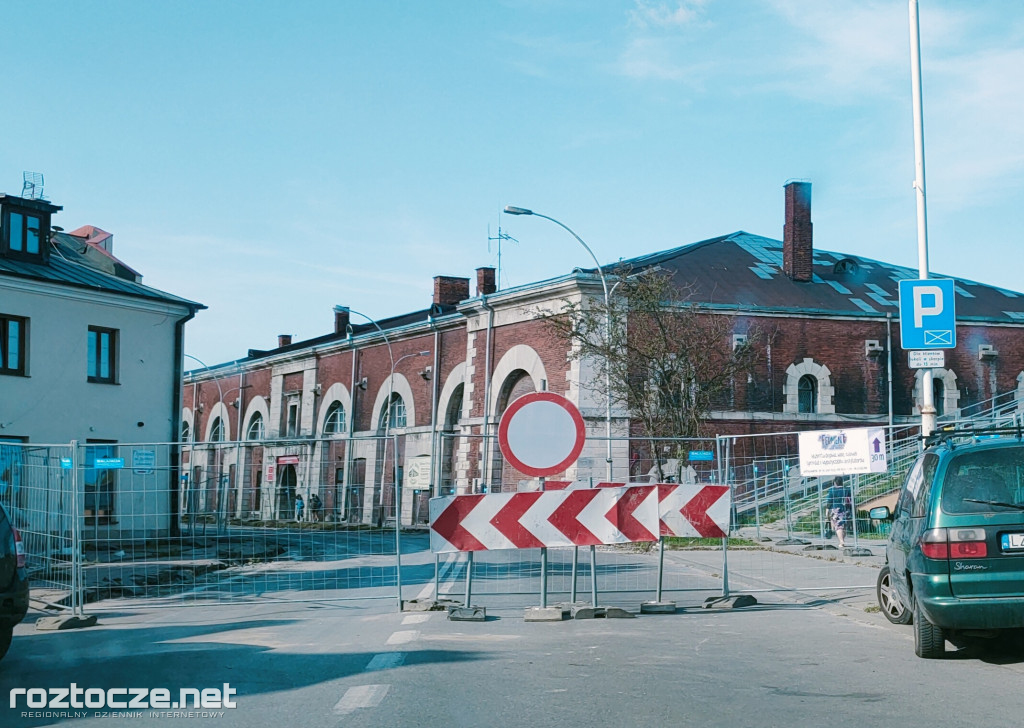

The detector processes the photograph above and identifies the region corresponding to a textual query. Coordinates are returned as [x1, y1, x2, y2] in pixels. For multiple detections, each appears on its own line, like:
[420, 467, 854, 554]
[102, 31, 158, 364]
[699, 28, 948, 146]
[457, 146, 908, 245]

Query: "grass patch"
[665, 536, 760, 549]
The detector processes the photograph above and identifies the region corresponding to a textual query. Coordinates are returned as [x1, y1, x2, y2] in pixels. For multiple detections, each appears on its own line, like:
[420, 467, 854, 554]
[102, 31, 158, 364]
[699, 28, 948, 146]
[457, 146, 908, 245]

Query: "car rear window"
[941, 445, 1024, 514]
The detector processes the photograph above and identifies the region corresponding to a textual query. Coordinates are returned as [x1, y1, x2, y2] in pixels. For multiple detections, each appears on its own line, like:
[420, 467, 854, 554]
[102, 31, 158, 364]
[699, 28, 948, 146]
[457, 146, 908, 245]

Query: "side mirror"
[869, 506, 892, 521]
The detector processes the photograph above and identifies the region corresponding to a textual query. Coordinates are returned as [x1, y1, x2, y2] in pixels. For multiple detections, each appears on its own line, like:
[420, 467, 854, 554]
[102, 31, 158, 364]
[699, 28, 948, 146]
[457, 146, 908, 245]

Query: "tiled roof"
[0, 234, 203, 310]
[596, 232, 1024, 323]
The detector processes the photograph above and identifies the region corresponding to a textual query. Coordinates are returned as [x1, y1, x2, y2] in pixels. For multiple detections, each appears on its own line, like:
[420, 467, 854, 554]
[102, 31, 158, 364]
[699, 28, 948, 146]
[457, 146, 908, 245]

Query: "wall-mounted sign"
[94, 457, 124, 470]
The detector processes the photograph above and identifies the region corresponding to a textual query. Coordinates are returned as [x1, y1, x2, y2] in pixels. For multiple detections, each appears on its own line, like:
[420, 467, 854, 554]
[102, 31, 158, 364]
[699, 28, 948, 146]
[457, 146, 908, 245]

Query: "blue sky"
[3, 1, 1022, 366]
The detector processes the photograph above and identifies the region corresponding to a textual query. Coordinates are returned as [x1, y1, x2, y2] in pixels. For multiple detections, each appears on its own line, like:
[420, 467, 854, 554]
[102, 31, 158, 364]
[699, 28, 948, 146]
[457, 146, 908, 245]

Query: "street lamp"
[503, 205, 614, 481]
[345, 308, 430, 608]
[184, 353, 232, 532]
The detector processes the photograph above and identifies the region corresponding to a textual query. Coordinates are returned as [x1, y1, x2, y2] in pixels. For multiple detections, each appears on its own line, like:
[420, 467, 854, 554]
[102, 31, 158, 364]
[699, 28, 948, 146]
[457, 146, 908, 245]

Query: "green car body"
[875, 432, 1024, 656]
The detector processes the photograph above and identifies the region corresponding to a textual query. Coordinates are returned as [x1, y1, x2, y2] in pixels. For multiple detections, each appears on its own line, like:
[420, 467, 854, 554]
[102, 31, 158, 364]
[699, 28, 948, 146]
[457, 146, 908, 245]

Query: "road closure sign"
[497, 392, 586, 478]
[797, 427, 888, 477]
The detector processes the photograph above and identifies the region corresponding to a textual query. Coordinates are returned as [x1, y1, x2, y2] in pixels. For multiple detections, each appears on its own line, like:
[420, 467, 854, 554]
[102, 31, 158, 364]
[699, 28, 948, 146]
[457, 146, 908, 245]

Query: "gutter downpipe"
[171, 309, 198, 538]
[887, 313, 894, 449]
[480, 295, 495, 494]
[428, 313, 441, 498]
[346, 328, 358, 523]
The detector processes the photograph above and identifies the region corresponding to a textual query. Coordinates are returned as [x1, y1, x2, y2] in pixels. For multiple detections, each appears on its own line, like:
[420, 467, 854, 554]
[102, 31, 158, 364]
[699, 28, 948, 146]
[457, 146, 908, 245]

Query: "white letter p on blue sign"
[899, 279, 957, 350]
[912, 285, 943, 327]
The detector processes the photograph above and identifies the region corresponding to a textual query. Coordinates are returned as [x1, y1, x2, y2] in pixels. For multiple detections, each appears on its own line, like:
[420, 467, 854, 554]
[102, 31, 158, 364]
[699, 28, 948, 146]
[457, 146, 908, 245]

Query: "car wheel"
[913, 598, 945, 658]
[0, 624, 12, 662]
[877, 566, 912, 625]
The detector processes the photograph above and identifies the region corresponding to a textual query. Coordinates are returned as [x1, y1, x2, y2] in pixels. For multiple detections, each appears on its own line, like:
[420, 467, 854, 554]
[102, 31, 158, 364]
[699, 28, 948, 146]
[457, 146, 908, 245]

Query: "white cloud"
[616, 37, 712, 84]
[629, 0, 708, 30]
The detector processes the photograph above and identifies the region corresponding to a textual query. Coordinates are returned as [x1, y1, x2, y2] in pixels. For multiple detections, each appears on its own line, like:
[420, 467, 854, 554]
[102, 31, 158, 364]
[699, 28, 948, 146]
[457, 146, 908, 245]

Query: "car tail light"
[12, 527, 26, 568]
[920, 528, 949, 560]
[949, 527, 987, 559]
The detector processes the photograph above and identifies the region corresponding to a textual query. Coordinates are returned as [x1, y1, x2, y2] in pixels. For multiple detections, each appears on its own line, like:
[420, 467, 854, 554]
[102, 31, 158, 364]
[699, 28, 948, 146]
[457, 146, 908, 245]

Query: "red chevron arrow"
[431, 494, 487, 551]
[679, 485, 730, 538]
[547, 489, 601, 545]
[490, 492, 545, 549]
[605, 486, 657, 542]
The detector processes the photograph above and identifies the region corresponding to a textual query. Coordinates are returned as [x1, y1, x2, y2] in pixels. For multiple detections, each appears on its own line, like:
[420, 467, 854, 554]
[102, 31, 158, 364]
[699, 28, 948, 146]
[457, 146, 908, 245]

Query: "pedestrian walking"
[295, 494, 305, 523]
[309, 492, 322, 523]
[827, 476, 852, 548]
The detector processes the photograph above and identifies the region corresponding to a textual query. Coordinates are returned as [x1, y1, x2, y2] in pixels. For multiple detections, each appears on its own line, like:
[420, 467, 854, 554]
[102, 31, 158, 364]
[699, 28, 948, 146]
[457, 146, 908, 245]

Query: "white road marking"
[365, 652, 407, 672]
[386, 630, 420, 645]
[332, 684, 389, 715]
[402, 613, 431, 625]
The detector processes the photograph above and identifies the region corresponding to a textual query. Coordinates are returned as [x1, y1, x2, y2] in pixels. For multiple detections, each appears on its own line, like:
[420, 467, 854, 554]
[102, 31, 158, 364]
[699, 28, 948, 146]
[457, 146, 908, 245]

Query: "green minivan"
[871, 427, 1024, 658]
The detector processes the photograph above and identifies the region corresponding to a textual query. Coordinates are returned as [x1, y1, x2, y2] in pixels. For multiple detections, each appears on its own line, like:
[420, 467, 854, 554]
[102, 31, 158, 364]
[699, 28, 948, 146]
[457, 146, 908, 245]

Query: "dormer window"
[1, 195, 59, 264]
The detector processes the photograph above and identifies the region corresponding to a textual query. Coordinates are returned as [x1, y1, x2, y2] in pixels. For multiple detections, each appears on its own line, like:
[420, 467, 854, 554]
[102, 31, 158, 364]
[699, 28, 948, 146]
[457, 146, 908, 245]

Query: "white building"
[0, 192, 203, 537]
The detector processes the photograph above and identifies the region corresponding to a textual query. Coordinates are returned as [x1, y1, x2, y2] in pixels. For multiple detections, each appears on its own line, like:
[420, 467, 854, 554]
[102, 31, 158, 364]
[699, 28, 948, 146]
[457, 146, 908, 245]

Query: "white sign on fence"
[405, 455, 431, 490]
[797, 427, 888, 477]
[132, 449, 156, 475]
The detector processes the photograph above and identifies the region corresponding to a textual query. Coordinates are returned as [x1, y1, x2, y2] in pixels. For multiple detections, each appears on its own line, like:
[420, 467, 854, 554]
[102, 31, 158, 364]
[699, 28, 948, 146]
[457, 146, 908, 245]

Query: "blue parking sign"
[898, 279, 956, 350]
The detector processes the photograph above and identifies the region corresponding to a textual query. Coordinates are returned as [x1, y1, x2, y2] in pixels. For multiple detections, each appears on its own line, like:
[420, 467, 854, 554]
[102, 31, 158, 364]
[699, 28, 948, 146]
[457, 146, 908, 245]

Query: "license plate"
[1001, 533, 1024, 550]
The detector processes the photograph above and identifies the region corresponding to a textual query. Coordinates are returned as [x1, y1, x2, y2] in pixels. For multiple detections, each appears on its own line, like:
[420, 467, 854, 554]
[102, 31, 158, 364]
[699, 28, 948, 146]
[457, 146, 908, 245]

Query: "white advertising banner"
[797, 428, 888, 477]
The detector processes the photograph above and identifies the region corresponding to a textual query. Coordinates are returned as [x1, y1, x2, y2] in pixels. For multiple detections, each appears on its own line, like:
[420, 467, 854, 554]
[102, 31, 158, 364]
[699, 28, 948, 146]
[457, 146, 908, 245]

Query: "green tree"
[543, 267, 767, 479]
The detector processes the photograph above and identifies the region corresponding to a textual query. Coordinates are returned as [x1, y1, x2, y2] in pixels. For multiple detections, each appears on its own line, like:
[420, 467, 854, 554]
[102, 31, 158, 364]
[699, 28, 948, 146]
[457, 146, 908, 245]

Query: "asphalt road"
[4, 562, 1024, 728]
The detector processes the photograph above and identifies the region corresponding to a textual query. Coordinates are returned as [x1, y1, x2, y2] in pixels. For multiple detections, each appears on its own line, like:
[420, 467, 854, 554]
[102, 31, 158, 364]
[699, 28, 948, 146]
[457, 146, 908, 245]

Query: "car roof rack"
[924, 423, 1024, 449]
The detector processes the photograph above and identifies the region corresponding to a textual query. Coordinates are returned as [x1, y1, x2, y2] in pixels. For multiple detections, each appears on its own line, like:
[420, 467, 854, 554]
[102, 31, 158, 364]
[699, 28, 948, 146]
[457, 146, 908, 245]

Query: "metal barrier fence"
[1, 426, 928, 614]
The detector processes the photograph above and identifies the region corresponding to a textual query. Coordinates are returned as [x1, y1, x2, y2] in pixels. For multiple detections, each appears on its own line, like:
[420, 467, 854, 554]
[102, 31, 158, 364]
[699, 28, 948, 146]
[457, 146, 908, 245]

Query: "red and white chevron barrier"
[520, 481, 731, 539]
[656, 483, 730, 539]
[429, 485, 659, 553]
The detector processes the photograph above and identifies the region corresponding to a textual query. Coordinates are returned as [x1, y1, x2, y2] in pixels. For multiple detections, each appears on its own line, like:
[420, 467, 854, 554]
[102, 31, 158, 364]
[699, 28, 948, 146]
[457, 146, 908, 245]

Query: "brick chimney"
[433, 276, 470, 306]
[278, 334, 292, 348]
[783, 181, 813, 283]
[333, 305, 350, 335]
[476, 267, 496, 296]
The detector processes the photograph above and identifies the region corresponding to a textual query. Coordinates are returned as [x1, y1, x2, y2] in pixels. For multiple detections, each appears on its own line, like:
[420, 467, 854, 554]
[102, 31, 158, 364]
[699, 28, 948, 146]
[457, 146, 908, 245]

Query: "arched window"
[784, 358, 835, 415]
[324, 402, 346, 435]
[246, 412, 264, 440]
[210, 417, 225, 442]
[379, 394, 407, 430]
[181, 421, 190, 442]
[798, 375, 817, 414]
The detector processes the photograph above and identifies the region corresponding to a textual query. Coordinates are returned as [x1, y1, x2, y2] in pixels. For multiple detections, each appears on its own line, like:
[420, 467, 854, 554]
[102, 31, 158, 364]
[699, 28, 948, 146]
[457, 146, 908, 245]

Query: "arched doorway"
[491, 371, 536, 491]
[277, 465, 297, 520]
[440, 384, 464, 496]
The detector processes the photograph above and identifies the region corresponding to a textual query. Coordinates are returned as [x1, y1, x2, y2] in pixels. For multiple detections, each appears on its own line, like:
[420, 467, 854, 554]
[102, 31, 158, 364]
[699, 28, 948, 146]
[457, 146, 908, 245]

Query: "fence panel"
[0, 442, 77, 610]
[5, 425, 926, 614]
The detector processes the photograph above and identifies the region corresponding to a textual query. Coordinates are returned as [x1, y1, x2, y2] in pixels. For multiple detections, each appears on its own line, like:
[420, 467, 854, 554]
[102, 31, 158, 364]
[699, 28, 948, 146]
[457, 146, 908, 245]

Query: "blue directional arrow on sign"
[898, 279, 956, 350]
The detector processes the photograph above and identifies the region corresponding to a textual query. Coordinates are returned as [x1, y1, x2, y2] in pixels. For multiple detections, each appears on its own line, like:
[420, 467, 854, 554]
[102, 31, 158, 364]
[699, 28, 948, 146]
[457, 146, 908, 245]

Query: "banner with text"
[797, 427, 888, 477]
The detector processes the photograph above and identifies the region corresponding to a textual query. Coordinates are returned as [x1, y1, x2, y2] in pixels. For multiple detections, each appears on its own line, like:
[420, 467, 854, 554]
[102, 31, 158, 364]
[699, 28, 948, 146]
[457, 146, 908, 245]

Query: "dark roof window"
[833, 258, 860, 275]
[0, 194, 61, 265]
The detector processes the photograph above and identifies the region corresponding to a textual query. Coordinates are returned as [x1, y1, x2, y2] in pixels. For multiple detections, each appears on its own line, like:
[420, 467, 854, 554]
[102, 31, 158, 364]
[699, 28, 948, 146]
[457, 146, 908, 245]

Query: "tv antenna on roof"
[487, 219, 518, 291]
[21, 172, 45, 200]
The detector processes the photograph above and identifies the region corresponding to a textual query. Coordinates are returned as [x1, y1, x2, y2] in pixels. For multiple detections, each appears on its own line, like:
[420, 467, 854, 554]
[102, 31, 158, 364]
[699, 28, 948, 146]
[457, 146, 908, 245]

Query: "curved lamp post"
[503, 206, 614, 481]
[345, 307, 429, 608]
[184, 353, 231, 533]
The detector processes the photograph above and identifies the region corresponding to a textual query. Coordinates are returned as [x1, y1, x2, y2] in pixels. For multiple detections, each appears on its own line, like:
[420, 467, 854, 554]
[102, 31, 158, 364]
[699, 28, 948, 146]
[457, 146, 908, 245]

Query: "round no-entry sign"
[497, 392, 586, 478]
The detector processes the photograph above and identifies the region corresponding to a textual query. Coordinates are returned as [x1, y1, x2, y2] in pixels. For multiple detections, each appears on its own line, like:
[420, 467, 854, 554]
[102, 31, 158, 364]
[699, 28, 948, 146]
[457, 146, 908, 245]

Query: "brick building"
[182, 181, 1024, 526]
